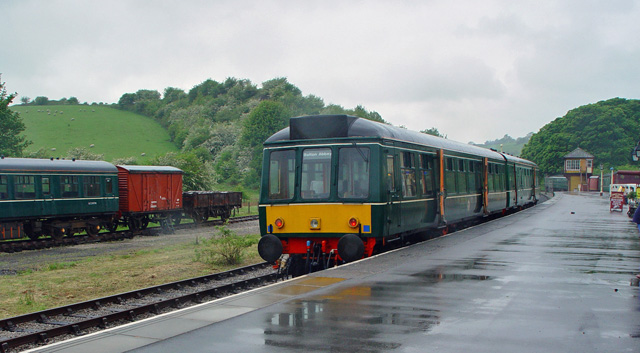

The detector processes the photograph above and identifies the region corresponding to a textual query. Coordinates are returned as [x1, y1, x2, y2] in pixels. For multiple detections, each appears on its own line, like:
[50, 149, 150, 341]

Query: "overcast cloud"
[2, 0, 639, 143]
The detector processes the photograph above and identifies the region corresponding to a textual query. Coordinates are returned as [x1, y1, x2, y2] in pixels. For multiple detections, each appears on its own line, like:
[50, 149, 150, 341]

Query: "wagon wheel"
[128, 217, 142, 231]
[220, 209, 232, 223]
[85, 224, 100, 238]
[23, 223, 40, 241]
[140, 217, 150, 230]
[173, 214, 182, 226]
[192, 211, 207, 224]
[107, 221, 119, 233]
[51, 228, 65, 241]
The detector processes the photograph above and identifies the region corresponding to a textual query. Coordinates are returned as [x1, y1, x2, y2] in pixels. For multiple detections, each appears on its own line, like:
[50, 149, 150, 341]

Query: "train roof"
[116, 165, 183, 174]
[265, 115, 537, 166]
[0, 157, 118, 174]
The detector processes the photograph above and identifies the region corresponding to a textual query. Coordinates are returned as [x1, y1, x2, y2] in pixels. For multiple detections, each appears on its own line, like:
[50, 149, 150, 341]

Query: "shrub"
[194, 226, 259, 266]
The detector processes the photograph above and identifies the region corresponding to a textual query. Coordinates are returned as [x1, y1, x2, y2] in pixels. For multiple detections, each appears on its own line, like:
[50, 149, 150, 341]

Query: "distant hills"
[471, 133, 533, 156]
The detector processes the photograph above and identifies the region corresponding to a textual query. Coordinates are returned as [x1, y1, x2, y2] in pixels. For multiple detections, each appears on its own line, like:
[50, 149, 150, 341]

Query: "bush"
[194, 226, 259, 266]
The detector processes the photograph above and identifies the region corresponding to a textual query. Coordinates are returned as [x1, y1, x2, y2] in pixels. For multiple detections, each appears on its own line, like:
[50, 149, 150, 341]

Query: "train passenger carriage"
[0, 157, 119, 240]
[258, 115, 538, 275]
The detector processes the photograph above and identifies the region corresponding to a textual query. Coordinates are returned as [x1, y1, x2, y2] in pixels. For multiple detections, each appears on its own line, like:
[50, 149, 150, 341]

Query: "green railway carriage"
[258, 115, 538, 275]
[0, 157, 119, 239]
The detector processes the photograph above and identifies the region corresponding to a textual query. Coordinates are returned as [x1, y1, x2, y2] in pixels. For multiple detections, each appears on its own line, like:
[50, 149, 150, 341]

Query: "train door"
[482, 158, 489, 215]
[385, 151, 401, 235]
[436, 149, 446, 226]
[40, 176, 55, 216]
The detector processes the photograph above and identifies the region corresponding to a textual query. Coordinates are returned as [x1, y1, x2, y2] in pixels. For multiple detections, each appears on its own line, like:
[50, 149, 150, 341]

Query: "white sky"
[2, 0, 639, 143]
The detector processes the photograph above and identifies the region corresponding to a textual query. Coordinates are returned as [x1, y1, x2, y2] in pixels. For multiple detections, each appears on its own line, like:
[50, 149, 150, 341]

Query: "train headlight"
[309, 218, 321, 230]
[274, 218, 285, 229]
[348, 217, 360, 228]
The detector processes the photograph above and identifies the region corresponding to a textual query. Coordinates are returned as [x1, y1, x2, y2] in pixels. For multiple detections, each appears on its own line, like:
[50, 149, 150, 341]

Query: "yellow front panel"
[264, 203, 372, 234]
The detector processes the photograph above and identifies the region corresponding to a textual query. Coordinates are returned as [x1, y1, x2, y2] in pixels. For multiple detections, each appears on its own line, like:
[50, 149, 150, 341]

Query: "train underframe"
[1, 213, 118, 241]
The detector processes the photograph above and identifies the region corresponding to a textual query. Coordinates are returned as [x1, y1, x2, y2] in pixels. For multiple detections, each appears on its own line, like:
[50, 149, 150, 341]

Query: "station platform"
[26, 192, 640, 353]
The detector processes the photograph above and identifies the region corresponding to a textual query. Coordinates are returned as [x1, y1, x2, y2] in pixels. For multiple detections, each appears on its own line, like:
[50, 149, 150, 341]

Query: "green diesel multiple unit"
[0, 157, 119, 239]
[258, 115, 539, 275]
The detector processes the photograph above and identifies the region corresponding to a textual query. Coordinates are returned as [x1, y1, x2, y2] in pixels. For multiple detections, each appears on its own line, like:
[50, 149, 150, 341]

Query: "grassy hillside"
[12, 105, 178, 162]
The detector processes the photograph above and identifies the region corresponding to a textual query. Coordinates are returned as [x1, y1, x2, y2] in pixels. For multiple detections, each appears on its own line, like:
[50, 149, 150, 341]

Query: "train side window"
[268, 150, 295, 200]
[105, 177, 114, 195]
[0, 175, 8, 199]
[420, 154, 434, 196]
[15, 175, 36, 199]
[338, 147, 370, 199]
[386, 155, 395, 193]
[42, 177, 50, 196]
[400, 152, 416, 197]
[467, 161, 476, 192]
[457, 159, 467, 194]
[61, 175, 79, 198]
[84, 176, 101, 197]
[301, 148, 332, 199]
[445, 157, 456, 194]
[487, 164, 495, 192]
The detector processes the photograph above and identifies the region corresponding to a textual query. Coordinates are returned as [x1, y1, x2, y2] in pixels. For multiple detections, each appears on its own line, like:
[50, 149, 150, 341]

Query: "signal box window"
[268, 150, 295, 200]
[400, 152, 416, 197]
[61, 175, 79, 198]
[0, 175, 8, 199]
[84, 176, 101, 197]
[15, 176, 36, 199]
[338, 147, 370, 199]
[301, 148, 332, 199]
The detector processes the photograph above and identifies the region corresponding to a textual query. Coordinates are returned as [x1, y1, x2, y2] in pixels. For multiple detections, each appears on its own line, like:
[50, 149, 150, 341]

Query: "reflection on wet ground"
[261, 193, 640, 352]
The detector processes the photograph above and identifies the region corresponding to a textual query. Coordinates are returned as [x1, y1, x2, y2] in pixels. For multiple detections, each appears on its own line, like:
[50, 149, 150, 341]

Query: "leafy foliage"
[194, 226, 260, 266]
[116, 77, 385, 190]
[521, 98, 640, 173]
[0, 78, 31, 156]
[150, 151, 211, 191]
[421, 127, 446, 138]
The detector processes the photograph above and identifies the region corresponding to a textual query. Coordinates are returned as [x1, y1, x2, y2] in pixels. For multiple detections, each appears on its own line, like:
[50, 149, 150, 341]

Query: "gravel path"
[0, 220, 260, 274]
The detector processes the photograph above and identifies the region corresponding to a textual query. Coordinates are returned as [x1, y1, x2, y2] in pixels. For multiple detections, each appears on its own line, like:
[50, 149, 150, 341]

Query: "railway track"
[0, 262, 278, 353]
[0, 215, 259, 254]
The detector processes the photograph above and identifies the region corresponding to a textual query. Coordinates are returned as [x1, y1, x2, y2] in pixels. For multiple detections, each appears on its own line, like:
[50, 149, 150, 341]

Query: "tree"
[34, 96, 49, 105]
[151, 152, 211, 191]
[163, 87, 187, 104]
[20, 96, 30, 105]
[421, 127, 446, 138]
[240, 100, 289, 150]
[67, 97, 79, 105]
[240, 100, 290, 180]
[0, 78, 32, 156]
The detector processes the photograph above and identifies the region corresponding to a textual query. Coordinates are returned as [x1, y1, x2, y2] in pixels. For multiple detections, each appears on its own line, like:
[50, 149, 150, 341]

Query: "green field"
[11, 105, 179, 162]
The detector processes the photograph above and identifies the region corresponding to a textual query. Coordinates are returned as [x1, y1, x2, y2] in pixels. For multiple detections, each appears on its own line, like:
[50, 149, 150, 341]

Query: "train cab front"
[258, 115, 383, 275]
[258, 206, 377, 275]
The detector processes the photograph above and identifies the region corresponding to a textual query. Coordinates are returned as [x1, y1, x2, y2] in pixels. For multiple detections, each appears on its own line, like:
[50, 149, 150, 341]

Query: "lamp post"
[600, 164, 603, 196]
[610, 167, 614, 194]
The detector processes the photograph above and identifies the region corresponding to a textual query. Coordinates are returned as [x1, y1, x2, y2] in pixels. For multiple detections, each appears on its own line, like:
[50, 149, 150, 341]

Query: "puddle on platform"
[261, 259, 498, 351]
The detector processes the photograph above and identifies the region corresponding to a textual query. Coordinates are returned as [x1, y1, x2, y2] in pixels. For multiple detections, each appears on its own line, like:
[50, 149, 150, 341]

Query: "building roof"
[563, 147, 594, 159]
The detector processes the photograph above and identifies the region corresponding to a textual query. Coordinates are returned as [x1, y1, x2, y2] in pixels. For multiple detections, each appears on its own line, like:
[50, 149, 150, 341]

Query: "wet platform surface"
[28, 193, 640, 352]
